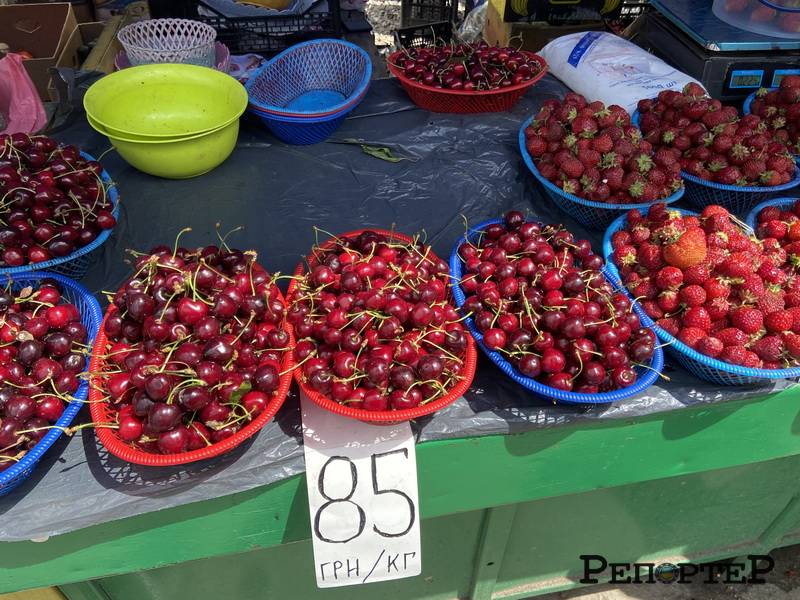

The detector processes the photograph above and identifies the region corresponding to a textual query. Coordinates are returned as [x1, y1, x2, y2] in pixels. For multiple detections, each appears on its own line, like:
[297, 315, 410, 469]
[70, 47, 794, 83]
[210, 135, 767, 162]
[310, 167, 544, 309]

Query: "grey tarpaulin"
[0, 75, 789, 542]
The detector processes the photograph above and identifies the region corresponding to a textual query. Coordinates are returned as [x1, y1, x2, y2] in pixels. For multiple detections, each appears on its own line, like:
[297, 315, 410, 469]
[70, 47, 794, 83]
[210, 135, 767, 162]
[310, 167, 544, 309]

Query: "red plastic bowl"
[88, 290, 296, 467]
[288, 228, 478, 424]
[386, 51, 548, 114]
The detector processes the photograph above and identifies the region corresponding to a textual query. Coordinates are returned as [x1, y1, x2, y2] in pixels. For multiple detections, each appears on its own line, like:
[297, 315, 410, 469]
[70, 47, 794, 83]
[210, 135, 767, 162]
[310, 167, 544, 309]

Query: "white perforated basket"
[117, 18, 217, 67]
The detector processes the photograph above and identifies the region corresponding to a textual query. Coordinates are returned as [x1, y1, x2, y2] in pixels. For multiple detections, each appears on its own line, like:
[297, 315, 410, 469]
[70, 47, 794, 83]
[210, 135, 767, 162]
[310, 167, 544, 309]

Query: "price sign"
[301, 392, 422, 588]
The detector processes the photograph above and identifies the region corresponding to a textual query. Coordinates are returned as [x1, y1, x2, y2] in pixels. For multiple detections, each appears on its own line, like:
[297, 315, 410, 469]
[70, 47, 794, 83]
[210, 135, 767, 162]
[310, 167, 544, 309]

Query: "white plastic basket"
[117, 18, 217, 67]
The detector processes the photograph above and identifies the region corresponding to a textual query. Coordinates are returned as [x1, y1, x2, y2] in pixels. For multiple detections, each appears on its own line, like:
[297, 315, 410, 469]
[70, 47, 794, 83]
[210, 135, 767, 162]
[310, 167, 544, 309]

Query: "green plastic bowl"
[83, 63, 247, 139]
[87, 114, 239, 179]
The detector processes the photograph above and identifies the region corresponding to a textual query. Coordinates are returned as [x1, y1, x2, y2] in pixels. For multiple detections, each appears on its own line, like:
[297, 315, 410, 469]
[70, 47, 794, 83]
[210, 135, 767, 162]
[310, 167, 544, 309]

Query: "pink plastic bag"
[0, 53, 48, 135]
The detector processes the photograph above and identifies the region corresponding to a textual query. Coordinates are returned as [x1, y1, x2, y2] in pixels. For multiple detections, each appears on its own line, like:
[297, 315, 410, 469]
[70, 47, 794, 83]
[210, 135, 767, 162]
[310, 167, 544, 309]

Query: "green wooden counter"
[2, 386, 799, 600]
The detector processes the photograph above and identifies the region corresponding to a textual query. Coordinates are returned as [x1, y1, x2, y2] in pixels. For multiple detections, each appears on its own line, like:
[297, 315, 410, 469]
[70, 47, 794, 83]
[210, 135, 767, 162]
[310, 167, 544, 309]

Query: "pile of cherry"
[611, 203, 800, 369]
[394, 42, 543, 91]
[0, 133, 117, 267]
[92, 244, 291, 456]
[637, 83, 797, 187]
[288, 230, 471, 412]
[748, 75, 800, 157]
[457, 211, 655, 393]
[523, 93, 683, 204]
[0, 282, 86, 472]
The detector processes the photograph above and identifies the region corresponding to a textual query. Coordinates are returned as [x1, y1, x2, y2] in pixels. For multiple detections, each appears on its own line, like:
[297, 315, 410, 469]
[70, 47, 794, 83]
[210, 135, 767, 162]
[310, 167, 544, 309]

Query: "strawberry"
[682, 306, 712, 332]
[683, 82, 707, 98]
[561, 157, 584, 179]
[717, 327, 749, 346]
[757, 291, 786, 315]
[577, 148, 601, 168]
[683, 264, 710, 285]
[731, 307, 764, 334]
[720, 346, 761, 368]
[662, 227, 707, 269]
[678, 326, 706, 348]
[636, 243, 662, 272]
[718, 252, 757, 277]
[704, 277, 731, 299]
[614, 245, 637, 268]
[706, 297, 731, 321]
[657, 317, 680, 336]
[765, 310, 793, 333]
[784, 332, 800, 359]
[697, 336, 724, 358]
[526, 136, 548, 157]
[714, 166, 744, 185]
[658, 290, 680, 313]
[679, 284, 706, 307]
[752, 335, 784, 362]
[655, 266, 683, 290]
[591, 133, 613, 153]
[571, 115, 598, 138]
[630, 223, 651, 244]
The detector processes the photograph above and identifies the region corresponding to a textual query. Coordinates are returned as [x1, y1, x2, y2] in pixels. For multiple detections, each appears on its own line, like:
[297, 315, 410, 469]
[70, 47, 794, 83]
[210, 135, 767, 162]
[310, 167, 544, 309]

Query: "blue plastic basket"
[681, 167, 800, 216]
[635, 101, 800, 215]
[518, 116, 684, 230]
[745, 196, 800, 232]
[0, 152, 120, 280]
[743, 88, 800, 165]
[0, 272, 103, 497]
[602, 209, 800, 386]
[449, 218, 665, 405]
[245, 39, 371, 145]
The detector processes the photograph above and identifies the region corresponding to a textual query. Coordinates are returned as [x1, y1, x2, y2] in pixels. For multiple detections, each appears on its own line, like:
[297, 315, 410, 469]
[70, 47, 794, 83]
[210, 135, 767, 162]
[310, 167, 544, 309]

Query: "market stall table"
[1, 76, 799, 600]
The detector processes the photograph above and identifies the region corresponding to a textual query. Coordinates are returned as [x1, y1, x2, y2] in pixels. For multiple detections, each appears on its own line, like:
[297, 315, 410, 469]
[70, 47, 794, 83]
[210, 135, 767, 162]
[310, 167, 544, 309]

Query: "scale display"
[729, 69, 763, 89]
[773, 69, 800, 87]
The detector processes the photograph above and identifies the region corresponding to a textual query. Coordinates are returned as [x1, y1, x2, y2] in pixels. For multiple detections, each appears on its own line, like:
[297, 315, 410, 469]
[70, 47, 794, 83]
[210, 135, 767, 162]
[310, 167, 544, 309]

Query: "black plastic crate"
[400, 0, 457, 28]
[191, 0, 343, 55]
[394, 20, 453, 49]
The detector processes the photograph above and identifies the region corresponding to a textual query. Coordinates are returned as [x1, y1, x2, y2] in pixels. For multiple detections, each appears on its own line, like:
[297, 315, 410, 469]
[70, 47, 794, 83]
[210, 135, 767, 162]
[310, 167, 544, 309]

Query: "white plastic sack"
[539, 32, 703, 114]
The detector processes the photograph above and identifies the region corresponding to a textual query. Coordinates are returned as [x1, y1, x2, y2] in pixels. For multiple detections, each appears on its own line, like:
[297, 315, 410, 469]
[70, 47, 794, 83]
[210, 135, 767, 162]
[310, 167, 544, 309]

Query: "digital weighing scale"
[631, 0, 800, 102]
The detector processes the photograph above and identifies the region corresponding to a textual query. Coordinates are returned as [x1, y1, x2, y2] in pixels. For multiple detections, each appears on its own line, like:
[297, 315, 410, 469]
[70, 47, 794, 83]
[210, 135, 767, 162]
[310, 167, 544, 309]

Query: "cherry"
[36, 395, 64, 421]
[541, 348, 566, 374]
[157, 427, 189, 454]
[45, 305, 71, 329]
[178, 386, 212, 411]
[518, 354, 541, 377]
[611, 366, 637, 388]
[483, 328, 507, 350]
[119, 416, 144, 442]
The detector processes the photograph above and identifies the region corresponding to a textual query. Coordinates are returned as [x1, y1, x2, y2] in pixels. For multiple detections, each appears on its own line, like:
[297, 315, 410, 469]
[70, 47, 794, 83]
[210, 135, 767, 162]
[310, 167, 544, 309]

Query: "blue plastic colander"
[745, 196, 800, 232]
[449, 218, 665, 405]
[0, 272, 103, 496]
[0, 152, 120, 280]
[518, 116, 684, 230]
[633, 103, 800, 215]
[602, 208, 800, 386]
[246, 39, 371, 145]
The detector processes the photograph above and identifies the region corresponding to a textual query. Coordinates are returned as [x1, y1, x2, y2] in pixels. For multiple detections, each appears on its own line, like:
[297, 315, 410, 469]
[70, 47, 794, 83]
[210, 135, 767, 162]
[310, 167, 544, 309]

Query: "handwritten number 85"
[313, 449, 415, 544]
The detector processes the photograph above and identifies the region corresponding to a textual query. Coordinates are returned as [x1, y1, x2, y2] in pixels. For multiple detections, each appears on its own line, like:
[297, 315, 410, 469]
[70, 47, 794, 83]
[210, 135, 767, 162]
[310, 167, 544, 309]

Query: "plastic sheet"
[0, 75, 791, 542]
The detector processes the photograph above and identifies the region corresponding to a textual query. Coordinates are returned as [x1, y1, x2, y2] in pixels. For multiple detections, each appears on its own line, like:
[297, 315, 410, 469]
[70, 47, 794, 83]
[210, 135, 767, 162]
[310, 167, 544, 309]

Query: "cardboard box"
[19, 0, 96, 23]
[0, 3, 78, 99]
[46, 21, 105, 100]
[484, 0, 604, 52]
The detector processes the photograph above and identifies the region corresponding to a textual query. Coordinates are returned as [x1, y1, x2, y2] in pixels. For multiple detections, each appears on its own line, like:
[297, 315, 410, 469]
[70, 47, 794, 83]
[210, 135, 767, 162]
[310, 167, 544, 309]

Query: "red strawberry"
[561, 157, 584, 179]
[657, 317, 680, 336]
[765, 310, 793, 333]
[697, 336, 724, 358]
[714, 166, 744, 185]
[638, 242, 664, 271]
[784, 332, 800, 359]
[591, 133, 613, 153]
[752, 335, 784, 362]
[730, 307, 764, 334]
[682, 306, 712, 332]
[526, 136, 548, 157]
[678, 326, 706, 348]
[717, 327, 749, 346]
[706, 297, 731, 321]
[679, 284, 706, 307]
[655, 266, 683, 290]
[658, 290, 680, 313]
[683, 263, 711, 285]
[704, 277, 730, 299]
[662, 227, 707, 269]
[720, 346, 761, 368]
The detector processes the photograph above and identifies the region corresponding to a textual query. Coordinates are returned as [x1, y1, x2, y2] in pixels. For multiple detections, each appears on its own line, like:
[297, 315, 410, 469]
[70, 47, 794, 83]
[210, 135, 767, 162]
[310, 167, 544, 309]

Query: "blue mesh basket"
[602, 209, 800, 386]
[0, 272, 103, 496]
[681, 167, 800, 216]
[0, 152, 120, 280]
[449, 218, 665, 405]
[245, 39, 371, 145]
[518, 116, 684, 230]
[743, 89, 800, 165]
[246, 39, 371, 116]
[635, 101, 800, 215]
[745, 196, 800, 232]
